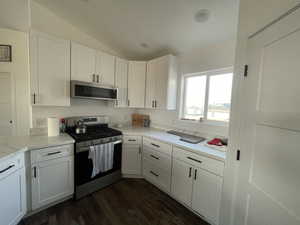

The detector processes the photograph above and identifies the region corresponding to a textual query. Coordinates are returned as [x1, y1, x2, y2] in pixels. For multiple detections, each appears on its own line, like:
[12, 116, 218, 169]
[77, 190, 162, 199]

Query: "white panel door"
[171, 158, 193, 207]
[31, 32, 70, 106]
[0, 72, 15, 136]
[121, 145, 142, 175]
[71, 41, 96, 83]
[31, 156, 74, 210]
[0, 168, 25, 225]
[115, 57, 128, 107]
[96, 51, 115, 86]
[235, 8, 300, 225]
[128, 61, 146, 108]
[192, 168, 222, 225]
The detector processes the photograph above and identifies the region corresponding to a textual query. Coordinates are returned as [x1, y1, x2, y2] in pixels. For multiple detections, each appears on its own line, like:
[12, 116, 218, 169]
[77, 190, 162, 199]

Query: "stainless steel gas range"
[64, 116, 122, 200]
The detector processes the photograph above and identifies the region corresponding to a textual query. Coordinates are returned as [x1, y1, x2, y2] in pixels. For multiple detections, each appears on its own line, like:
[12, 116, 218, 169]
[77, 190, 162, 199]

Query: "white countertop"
[0, 134, 75, 162]
[117, 127, 226, 162]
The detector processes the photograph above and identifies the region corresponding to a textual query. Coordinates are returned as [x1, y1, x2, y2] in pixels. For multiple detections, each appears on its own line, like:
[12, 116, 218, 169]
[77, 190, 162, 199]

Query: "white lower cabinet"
[171, 158, 193, 207]
[122, 145, 142, 175]
[142, 137, 172, 193]
[31, 144, 74, 210]
[191, 167, 223, 225]
[171, 146, 224, 225]
[121, 136, 142, 176]
[0, 153, 26, 225]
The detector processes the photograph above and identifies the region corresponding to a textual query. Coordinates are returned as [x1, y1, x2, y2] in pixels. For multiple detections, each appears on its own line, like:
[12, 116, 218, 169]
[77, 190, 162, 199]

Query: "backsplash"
[31, 98, 135, 129]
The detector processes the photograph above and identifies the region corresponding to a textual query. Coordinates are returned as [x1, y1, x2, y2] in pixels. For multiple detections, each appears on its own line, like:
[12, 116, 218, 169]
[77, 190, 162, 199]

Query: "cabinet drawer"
[31, 144, 74, 163]
[143, 158, 171, 193]
[143, 147, 171, 172]
[143, 137, 172, 156]
[0, 153, 24, 180]
[123, 135, 142, 145]
[173, 147, 224, 177]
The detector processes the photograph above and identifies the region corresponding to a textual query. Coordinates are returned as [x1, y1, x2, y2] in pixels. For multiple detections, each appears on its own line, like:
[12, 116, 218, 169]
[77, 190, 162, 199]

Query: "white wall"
[0, 0, 30, 32]
[138, 39, 236, 138]
[30, 1, 135, 128]
[221, 1, 300, 225]
[30, 1, 122, 56]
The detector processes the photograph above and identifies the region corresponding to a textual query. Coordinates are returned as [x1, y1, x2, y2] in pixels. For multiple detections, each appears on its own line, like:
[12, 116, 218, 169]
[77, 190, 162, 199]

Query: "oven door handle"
[76, 140, 123, 153]
[113, 140, 122, 145]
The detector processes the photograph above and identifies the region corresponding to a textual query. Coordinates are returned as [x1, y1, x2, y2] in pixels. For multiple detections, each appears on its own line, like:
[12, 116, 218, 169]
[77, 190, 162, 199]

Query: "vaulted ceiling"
[34, 0, 239, 59]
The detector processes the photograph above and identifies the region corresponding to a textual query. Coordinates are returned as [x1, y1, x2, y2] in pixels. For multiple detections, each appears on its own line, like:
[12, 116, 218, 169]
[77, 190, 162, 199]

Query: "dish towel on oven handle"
[88, 142, 115, 178]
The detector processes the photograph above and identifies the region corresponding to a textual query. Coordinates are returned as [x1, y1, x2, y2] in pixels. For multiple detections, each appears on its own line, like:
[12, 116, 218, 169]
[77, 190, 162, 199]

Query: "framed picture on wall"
[0, 45, 12, 62]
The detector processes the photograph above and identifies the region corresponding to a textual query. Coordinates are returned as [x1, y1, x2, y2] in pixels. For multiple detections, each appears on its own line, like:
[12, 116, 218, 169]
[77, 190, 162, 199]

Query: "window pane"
[207, 73, 233, 122]
[183, 76, 206, 120]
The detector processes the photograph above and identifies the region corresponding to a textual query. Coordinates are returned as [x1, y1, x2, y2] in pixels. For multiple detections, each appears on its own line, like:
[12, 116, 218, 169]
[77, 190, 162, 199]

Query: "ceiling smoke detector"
[194, 9, 211, 23]
[140, 43, 149, 48]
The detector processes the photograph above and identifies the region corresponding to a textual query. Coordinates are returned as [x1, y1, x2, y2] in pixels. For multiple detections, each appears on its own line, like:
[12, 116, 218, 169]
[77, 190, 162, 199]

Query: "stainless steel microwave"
[71, 80, 118, 101]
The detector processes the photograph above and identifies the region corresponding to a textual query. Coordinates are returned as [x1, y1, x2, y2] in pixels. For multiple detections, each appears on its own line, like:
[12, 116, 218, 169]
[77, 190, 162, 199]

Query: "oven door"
[75, 140, 122, 186]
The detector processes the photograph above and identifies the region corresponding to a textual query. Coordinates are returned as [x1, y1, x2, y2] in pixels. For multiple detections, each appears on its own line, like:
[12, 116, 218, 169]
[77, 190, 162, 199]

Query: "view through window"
[181, 68, 233, 123]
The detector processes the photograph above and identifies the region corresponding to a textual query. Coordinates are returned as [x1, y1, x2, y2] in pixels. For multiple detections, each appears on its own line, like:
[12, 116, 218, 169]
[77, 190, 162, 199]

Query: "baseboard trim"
[24, 195, 73, 218]
[122, 174, 143, 179]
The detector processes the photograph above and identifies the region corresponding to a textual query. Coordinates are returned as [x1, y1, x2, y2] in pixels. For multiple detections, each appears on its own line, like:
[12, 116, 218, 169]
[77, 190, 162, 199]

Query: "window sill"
[178, 118, 229, 128]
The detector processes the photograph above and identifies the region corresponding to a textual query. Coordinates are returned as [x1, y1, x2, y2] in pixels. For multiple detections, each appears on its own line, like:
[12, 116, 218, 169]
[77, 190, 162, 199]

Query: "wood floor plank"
[22, 179, 210, 225]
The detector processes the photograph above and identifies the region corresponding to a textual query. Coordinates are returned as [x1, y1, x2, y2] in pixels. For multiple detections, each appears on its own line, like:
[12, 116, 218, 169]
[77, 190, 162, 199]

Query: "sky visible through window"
[208, 73, 233, 121]
[183, 72, 233, 122]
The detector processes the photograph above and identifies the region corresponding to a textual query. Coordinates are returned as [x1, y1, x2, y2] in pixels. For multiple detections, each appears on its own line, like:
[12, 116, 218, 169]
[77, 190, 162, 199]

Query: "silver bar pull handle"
[187, 157, 202, 164]
[47, 151, 61, 156]
[150, 154, 159, 160]
[150, 171, 159, 177]
[151, 143, 160, 148]
[33, 166, 37, 178]
[0, 165, 15, 174]
[188, 167, 192, 178]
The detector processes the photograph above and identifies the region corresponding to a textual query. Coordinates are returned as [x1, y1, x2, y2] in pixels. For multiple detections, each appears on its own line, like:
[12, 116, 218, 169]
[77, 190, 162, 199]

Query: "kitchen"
[1, 1, 300, 225]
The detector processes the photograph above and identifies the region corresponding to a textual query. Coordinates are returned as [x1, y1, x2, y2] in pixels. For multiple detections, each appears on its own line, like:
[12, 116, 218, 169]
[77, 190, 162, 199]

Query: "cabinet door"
[115, 57, 128, 107]
[0, 168, 26, 225]
[171, 158, 193, 207]
[145, 60, 156, 108]
[154, 56, 169, 109]
[30, 32, 70, 106]
[121, 145, 142, 175]
[71, 41, 96, 83]
[96, 51, 115, 86]
[128, 61, 146, 108]
[31, 156, 74, 210]
[192, 167, 223, 225]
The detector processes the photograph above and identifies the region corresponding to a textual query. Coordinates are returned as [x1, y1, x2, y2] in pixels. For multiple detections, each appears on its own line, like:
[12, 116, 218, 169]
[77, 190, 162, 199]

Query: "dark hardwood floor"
[21, 179, 209, 225]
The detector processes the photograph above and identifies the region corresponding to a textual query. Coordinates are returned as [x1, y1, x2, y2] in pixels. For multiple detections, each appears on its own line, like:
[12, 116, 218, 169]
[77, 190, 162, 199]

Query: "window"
[181, 68, 233, 123]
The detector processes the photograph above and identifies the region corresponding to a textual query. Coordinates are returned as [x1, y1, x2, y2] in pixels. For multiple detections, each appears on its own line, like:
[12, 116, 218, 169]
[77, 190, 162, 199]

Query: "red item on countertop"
[207, 138, 223, 146]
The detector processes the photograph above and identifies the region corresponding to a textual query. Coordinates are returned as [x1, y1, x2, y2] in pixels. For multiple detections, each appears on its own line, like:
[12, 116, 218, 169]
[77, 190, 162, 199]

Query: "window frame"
[180, 67, 233, 126]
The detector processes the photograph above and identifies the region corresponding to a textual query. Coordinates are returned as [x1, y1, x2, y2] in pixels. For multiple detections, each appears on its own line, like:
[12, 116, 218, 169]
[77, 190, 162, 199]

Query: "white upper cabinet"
[71, 41, 115, 86]
[71, 41, 96, 83]
[30, 31, 71, 106]
[128, 61, 146, 108]
[115, 57, 129, 107]
[96, 51, 115, 86]
[146, 55, 178, 110]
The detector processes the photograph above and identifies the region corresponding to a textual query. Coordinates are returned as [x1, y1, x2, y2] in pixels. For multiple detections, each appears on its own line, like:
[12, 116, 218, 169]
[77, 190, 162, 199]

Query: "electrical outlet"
[35, 118, 47, 128]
